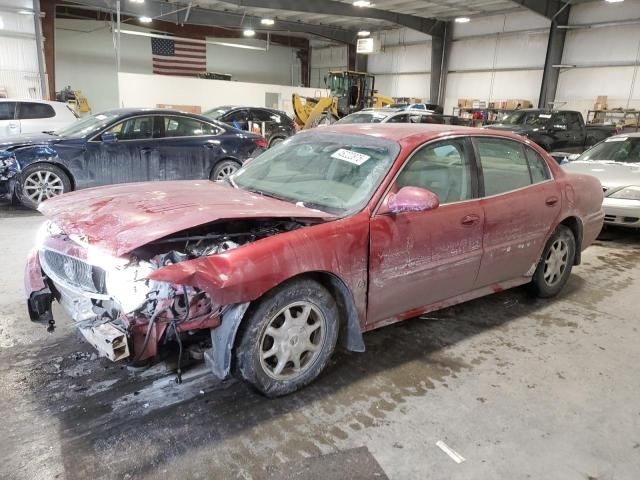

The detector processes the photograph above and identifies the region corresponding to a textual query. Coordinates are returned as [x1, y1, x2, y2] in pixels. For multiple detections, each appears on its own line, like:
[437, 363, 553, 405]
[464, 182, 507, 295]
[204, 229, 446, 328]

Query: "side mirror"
[383, 186, 440, 215]
[101, 131, 118, 143]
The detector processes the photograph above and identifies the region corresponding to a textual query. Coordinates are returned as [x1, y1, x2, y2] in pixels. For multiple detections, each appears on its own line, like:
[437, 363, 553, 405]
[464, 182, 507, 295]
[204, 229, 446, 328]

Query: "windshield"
[335, 112, 390, 124]
[578, 137, 640, 163]
[204, 106, 233, 119]
[232, 132, 400, 215]
[500, 112, 551, 127]
[54, 111, 122, 139]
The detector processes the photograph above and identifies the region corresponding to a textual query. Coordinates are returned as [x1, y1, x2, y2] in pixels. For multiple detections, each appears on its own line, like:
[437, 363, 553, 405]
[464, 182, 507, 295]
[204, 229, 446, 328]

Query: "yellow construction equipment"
[293, 71, 393, 129]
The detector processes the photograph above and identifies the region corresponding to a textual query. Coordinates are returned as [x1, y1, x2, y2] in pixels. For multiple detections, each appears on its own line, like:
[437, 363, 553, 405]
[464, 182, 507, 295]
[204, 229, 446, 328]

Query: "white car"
[0, 99, 78, 137]
[562, 133, 640, 228]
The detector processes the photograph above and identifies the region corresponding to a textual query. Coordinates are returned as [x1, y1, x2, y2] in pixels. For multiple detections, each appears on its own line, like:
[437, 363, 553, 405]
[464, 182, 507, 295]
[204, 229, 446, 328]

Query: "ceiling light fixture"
[130, 0, 145, 3]
[17, 9, 34, 14]
[353, 1, 372, 7]
[455, 17, 471, 23]
[604, 0, 624, 3]
[357, 30, 371, 37]
[139, 16, 152, 23]
[260, 18, 275, 25]
[243, 28, 256, 36]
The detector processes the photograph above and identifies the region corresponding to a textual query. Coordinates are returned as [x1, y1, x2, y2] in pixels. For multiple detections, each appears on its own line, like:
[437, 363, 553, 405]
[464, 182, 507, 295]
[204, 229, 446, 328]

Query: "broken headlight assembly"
[0, 154, 19, 181]
[608, 186, 640, 201]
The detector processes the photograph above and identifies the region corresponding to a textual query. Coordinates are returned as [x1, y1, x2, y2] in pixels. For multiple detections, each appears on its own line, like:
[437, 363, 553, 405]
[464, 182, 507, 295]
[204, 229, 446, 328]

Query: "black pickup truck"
[485, 109, 617, 154]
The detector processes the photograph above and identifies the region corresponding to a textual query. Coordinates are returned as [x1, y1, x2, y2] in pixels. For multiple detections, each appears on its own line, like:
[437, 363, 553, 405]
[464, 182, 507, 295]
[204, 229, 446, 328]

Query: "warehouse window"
[396, 139, 472, 204]
[17, 102, 55, 120]
[476, 138, 531, 196]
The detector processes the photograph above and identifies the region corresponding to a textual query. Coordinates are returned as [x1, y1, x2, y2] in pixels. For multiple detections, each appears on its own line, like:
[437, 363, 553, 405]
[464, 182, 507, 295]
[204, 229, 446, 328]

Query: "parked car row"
[0, 99, 78, 137]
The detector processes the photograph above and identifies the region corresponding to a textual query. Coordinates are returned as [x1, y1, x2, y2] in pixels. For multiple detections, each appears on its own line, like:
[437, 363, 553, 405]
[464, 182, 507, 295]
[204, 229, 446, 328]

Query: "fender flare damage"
[205, 302, 250, 380]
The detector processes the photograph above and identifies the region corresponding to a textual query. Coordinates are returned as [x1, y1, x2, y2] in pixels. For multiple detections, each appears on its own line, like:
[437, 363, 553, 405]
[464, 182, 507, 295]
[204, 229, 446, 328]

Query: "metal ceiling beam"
[510, 0, 568, 20]
[64, 0, 356, 43]
[218, 0, 446, 37]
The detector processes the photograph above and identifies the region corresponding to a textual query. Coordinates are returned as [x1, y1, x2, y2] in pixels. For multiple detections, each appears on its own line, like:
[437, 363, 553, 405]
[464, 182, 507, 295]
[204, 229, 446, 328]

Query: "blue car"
[0, 108, 267, 208]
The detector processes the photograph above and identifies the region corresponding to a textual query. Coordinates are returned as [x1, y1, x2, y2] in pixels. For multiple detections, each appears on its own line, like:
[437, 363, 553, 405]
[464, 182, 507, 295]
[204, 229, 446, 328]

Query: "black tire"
[269, 136, 285, 148]
[529, 225, 576, 298]
[210, 159, 241, 182]
[235, 279, 339, 397]
[18, 163, 71, 209]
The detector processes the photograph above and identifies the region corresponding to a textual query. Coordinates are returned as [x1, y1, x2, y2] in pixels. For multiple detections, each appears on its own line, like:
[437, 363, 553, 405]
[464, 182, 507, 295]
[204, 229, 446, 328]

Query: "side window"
[525, 147, 551, 183]
[476, 138, 532, 196]
[419, 115, 445, 124]
[0, 102, 16, 120]
[224, 109, 248, 123]
[162, 116, 216, 137]
[108, 116, 153, 140]
[411, 104, 425, 110]
[387, 114, 409, 123]
[17, 102, 55, 120]
[396, 139, 473, 204]
[567, 112, 582, 130]
[552, 112, 568, 130]
[250, 109, 274, 122]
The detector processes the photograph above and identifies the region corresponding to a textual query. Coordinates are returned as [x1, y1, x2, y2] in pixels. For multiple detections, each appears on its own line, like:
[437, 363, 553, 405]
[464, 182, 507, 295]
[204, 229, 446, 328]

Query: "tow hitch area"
[79, 323, 130, 361]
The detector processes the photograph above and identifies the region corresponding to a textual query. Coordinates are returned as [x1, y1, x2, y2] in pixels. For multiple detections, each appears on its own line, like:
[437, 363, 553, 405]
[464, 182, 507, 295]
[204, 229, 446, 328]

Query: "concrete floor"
[0, 202, 639, 480]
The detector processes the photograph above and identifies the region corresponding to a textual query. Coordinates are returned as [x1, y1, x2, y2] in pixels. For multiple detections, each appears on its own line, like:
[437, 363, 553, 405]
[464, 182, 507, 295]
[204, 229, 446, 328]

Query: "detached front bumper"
[603, 197, 640, 228]
[25, 249, 54, 324]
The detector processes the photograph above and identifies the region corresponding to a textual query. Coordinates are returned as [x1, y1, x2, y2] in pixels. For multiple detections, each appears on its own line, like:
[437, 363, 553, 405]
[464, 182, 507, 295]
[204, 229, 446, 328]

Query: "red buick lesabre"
[25, 124, 604, 396]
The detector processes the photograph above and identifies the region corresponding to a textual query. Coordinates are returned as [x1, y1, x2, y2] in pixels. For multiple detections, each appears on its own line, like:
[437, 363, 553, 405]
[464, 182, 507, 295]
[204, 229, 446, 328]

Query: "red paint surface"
[32, 124, 605, 334]
[38, 180, 334, 257]
[24, 249, 45, 297]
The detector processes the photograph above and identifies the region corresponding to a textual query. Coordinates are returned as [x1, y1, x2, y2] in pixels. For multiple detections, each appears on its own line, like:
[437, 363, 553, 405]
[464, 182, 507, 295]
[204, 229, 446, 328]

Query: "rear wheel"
[18, 164, 71, 209]
[530, 225, 576, 298]
[210, 159, 241, 182]
[235, 279, 339, 397]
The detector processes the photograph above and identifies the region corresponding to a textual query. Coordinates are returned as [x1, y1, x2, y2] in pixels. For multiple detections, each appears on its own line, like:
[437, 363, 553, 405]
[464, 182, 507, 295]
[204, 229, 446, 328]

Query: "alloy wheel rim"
[259, 301, 326, 380]
[215, 164, 238, 181]
[23, 171, 64, 204]
[544, 239, 569, 286]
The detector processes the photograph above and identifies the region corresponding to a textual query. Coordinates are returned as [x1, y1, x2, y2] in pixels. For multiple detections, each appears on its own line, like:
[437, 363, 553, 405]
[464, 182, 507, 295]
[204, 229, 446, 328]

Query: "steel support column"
[40, 0, 56, 100]
[538, 4, 570, 108]
[430, 22, 451, 107]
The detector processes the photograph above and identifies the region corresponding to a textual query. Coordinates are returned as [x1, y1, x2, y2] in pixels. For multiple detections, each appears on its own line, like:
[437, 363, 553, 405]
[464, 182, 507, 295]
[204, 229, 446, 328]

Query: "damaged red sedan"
[25, 124, 604, 396]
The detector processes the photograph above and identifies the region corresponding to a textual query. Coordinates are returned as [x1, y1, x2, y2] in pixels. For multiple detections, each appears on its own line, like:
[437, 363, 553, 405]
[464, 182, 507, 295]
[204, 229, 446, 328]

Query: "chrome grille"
[41, 250, 107, 294]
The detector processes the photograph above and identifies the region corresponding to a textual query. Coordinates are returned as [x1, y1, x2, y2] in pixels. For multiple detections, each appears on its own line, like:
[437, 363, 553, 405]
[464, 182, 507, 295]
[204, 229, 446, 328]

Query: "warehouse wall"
[55, 19, 302, 114]
[309, 42, 348, 89]
[555, 1, 640, 115]
[0, 0, 44, 99]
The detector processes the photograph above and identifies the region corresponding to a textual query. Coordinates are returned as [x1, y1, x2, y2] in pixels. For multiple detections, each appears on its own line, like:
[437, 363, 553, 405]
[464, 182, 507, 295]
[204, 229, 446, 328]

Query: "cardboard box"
[593, 96, 608, 110]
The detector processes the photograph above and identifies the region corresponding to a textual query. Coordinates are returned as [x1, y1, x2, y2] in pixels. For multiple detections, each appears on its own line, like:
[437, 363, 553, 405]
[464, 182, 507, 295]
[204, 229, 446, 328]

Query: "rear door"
[84, 115, 156, 186]
[566, 112, 586, 151]
[16, 102, 56, 134]
[0, 102, 18, 136]
[474, 137, 560, 287]
[549, 112, 572, 151]
[153, 114, 224, 180]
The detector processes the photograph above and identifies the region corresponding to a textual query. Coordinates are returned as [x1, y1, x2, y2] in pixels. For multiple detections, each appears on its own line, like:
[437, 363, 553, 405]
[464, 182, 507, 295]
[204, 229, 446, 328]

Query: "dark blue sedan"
[0, 108, 267, 208]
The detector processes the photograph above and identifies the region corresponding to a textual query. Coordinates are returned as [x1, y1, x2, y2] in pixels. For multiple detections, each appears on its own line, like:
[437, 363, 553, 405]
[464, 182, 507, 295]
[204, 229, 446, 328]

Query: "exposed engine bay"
[34, 218, 309, 371]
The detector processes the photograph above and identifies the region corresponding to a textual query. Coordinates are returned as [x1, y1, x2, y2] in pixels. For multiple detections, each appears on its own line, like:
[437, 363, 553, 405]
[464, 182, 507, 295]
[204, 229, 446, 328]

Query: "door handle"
[140, 147, 153, 154]
[545, 196, 559, 207]
[203, 144, 215, 149]
[461, 214, 480, 226]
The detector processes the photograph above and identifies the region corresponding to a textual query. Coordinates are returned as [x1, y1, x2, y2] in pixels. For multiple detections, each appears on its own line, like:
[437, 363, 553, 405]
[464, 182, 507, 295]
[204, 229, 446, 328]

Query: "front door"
[473, 137, 561, 286]
[84, 115, 156, 186]
[367, 138, 484, 326]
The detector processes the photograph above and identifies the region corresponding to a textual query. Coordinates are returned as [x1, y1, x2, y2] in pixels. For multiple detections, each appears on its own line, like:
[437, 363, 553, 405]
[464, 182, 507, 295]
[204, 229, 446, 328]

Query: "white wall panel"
[495, 33, 548, 69]
[555, 66, 640, 115]
[118, 72, 327, 117]
[563, 25, 640, 66]
[374, 73, 430, 99]
[368, 43, 430, 74]
[452, 10, 549, 39]
[569, 1, 640, 24]
[449, 37, 499, 71]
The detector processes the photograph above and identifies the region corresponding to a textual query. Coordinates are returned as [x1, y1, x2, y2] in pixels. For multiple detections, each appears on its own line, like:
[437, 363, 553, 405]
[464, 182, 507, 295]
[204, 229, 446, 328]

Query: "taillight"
[253, 137, 268, 149]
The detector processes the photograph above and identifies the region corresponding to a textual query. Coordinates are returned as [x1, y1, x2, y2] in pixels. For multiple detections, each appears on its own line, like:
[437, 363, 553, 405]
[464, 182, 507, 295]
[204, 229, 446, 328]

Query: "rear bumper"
[602, 197, 640, 228]
[581, 208, 605, 250]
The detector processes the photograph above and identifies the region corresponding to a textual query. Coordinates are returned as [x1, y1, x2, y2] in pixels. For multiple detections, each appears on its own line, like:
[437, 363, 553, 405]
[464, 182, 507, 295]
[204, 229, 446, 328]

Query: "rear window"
[18, 102, 55, 120]
[0, 102, 16, 121]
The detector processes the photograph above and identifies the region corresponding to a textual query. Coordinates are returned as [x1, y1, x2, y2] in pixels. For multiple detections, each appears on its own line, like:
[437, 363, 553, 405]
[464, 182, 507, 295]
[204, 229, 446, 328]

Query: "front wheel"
[235, 279, 339, 397]
[530, 225, 576, 298]
[18, 164, 71, 209]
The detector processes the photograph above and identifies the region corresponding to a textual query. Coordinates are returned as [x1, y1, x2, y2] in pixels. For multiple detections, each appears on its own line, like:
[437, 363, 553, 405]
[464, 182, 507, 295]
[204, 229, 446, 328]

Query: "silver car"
[335, 108, 461, 125]
[562, 133, 640, 228]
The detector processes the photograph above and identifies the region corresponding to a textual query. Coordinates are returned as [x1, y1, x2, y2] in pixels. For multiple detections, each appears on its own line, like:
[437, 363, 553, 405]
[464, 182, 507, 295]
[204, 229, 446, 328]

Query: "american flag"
[151, 37, 206, 76]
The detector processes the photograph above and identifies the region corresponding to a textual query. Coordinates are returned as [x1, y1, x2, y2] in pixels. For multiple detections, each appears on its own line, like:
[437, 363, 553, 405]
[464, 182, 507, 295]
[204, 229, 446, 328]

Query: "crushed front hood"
[39, 181, 334, 256]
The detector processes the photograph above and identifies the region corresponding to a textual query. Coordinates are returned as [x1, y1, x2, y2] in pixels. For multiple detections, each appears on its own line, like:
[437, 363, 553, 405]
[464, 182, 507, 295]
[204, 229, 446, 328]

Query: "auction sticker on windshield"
[331, 148, 371, 165]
